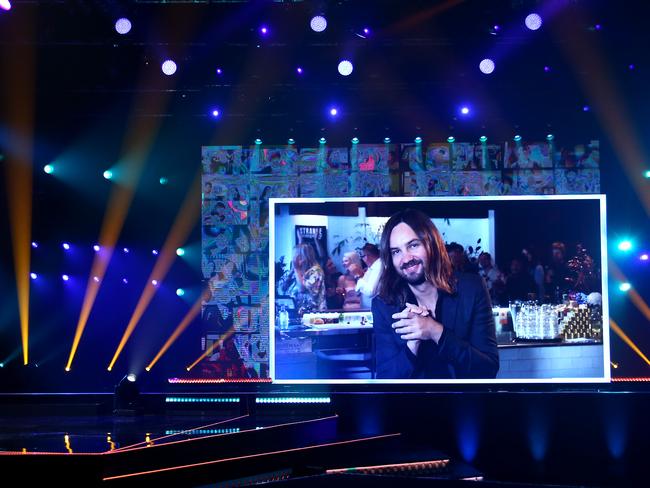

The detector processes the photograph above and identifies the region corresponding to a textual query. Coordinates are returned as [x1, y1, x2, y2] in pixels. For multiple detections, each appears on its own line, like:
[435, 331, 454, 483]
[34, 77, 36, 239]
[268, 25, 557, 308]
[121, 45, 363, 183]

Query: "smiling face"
[389, 222, 429, 285]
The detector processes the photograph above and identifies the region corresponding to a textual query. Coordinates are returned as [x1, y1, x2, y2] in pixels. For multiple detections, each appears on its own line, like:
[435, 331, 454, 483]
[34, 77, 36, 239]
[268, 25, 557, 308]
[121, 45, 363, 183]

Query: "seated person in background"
[324, 257, 344, 310]
[505, 256, 537, 302]
[337, 251, 364, 310]
[356, 243, 382, 308]
[290, 243, 326, 314]
[478, 252, 505, 306]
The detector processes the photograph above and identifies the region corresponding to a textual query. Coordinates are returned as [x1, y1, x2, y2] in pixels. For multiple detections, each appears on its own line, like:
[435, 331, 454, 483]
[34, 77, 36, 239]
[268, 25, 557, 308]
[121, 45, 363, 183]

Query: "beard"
[399, 258, 427, 285]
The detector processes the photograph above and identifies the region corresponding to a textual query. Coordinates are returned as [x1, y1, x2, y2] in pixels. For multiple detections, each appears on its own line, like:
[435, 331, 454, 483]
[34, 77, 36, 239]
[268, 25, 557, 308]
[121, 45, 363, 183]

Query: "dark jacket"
[372, 273, 499, 379]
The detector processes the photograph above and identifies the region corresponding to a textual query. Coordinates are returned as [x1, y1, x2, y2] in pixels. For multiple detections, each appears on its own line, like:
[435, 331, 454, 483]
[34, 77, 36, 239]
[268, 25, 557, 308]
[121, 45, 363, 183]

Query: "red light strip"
[102, 432, 401, 481]
[612, 377, 650, 382]
[167, 378, 272, 384]
[326, 459, 449, 474]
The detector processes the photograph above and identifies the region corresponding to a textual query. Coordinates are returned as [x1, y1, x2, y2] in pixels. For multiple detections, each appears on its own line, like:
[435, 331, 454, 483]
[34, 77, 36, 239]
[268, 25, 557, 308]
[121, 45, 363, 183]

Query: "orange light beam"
[66, 72, 179, 372]
[610, 319, 650, 367]
[2, 8, 35, 365]
[609, 259, 650, 323]
[146, 291, 207, 371]
[552, 7, 650, 215]
[107, 172, 201, 371]
[186, 327, 236, 372]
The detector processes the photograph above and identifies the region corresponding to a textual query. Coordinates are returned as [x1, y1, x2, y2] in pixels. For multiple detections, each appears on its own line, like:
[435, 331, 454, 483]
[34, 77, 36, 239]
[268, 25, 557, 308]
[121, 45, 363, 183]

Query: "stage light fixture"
[30, 273, 37, 280]
[525, 13, 543, 31]
[618, 240, 633, 252]
[93, 276, 100, 283]
[629, 64, 635, 70]
[151, 280, 159, 286]
[211, 109, 220, 118]
[259, 25, 269, 36]
[619, 282, 632, 292]
[460, 106, 470, 115]
[152, 249, 159, 255]
[514, 135, 522, 142]
[414, 136, 423, 144]
[489, 24, 501, 35]
[479, 58, 495, 74]
[363, 27, 370, 35]
[113, 374, 141, 415]
[384, 137, 391, 143]
[288, 138, 296, 145]
[176, 288, 185, 297]
[123, 247, 129, 254]
[93, 245, 100, 252]
[43, 164, 54, 174]
[351, 137, 359, 144]
[319, 137, 327, 144]
[62, 243, 70, 250]
[643, 170, 650, 179]
[254, 138, 262, 145]
[0, 0, 11, 11]
[447, 136, 455, 143]
[31, 241, 38, 248]
[640, 254, 649, 261]
[122, 278, 128, 284]
[216, 68, 223, 75]
[103, 170, 113, 180]
[546, 134, 555, 141]
[161, 60, 177, 76]
[115, 18, 132, 35]
[296, 67, 303, 74]
[329, 107, 338, 116]
[583, 105, 590, 112]
[176, 247, 185, 256]
[62, 274, 70, 282]
[544, 66, 551, 72]
[159, 177, 168, 185]
[338, 60, 353, 76]
[479, 135, 488, 143]
[310, 15, 327, 32]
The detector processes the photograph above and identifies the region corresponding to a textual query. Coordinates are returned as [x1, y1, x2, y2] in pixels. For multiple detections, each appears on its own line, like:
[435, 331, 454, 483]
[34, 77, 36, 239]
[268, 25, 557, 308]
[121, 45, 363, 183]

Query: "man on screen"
[372, 208, 499, 379]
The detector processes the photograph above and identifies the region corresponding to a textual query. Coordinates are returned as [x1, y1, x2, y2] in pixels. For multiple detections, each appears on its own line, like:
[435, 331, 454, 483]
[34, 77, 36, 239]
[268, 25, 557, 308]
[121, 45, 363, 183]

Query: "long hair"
[292, 243, 318, 274]
[376, 208, 455, 305]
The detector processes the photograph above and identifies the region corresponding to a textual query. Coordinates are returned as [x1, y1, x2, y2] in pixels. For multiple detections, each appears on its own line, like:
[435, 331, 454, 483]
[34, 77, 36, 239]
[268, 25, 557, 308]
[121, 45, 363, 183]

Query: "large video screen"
[269, 196, 610, 384]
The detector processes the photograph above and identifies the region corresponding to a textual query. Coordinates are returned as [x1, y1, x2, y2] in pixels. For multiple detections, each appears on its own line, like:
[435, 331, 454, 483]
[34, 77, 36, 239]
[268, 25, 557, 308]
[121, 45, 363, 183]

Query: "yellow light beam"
[66, 70, 178, 371]
[186, 327, 236, 372]
[609, 259, 650, 323]
[108, 172, 202, 371]
[2, 8, 35, 365]
[146, 291, 207, 371]
[610, 319, 650, 366]
[552, 7, 650, 215]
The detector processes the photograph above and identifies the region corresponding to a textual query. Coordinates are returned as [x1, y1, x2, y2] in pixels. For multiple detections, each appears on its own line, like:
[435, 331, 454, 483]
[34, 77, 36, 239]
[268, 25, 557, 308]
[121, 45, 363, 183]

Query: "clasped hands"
[391, 302, 443, 343]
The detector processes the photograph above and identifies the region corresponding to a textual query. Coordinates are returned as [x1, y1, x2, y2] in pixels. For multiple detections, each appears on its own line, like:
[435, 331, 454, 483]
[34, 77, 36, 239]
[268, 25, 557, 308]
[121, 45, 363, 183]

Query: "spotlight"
[546, 134, 554, 141]
[479, 135, 488, 143]
[152, 249, 159, 255]
[619, 282, 632, 292]
[30, 273, 37, 280]
[644, 170, 650, 179]
[103, 170, 113, 180]
[31, 241, 38, 248]
[62, 243, 70, 250]
[640, 253, 649, 261]
[123, 247, 129, 254]
[414, 136, 423, 144]
[93, 244, 100, 252]
[0, 0, 11, 11]
[296, 67, 304, 75]
[216, 68, 223, 75]
[115, 18, 132, 35]
[514, 135, 522, 142]
[351, 137, 359, 144]
[43, 164, 54, 174]
[93, 276, 100, 283]
[337, 60, 354, 76]
[460, 106, 470, 115]
[629, 64, 635, 70]
[254, 138, 263, 145]
[161, 59, 177, 76]
[583, 105, 590, 112]
[310, 15, 327, 33]
[363, 27, 370, 35]
[151, 280, 159, 286]
[176, 247, 185, 256]
[211, 109, 220, 118]
[489, 24, 501, 35]
[525, 13, 543, 31]
[62, 274, 70, 282]
[384, 137, 391, 143]
[479, 58, 495, 74]
[319, 137, 327, 144]
[287, 138, 296, 145]
[544, 65, 551, 72]
[260, 25, 269, 35]
[447, 136, 455, 143]
[617, 240, 633, 252]
[176, 288, 185, 297]
[113, 374, 141, 415]
[122, 278, 129, 284]
[329, 107, 338, 116]
[159, 177, 168, 185]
